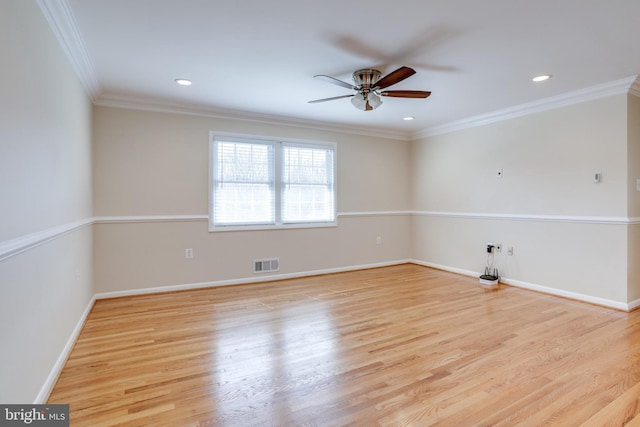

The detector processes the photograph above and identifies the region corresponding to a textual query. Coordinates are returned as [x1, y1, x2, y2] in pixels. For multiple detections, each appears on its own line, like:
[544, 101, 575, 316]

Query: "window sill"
[209, 221, 338, 232]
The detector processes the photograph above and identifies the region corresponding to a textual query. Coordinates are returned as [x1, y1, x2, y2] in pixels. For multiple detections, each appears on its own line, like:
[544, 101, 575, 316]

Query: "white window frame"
[209, 132, 337, 232]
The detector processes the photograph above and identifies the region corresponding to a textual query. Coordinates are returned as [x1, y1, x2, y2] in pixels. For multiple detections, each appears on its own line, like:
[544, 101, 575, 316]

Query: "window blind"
[213, 140, 275, 226]
[210, 134, 336, 230]
[282, 144, 335, 223]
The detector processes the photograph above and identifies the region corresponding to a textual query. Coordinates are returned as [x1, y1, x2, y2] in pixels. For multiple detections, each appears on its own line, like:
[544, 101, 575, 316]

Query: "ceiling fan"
[308, 66, 431, 111]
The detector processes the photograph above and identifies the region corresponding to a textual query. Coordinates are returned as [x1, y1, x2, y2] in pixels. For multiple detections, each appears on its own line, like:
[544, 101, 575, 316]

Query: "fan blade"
[313, 75, 356, 90]
[308, 94, 355, 103]
[380, 90, 431, 98]
[373, 66, 416, 89]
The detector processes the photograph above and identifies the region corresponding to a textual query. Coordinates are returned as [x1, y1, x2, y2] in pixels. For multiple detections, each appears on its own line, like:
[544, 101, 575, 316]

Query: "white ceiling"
[48, 0, 640, 137]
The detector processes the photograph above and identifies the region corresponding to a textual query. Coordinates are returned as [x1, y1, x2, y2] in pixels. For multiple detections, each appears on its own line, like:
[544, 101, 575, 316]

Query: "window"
[210, 134, 336, 230]
[212, 140, 275, 226]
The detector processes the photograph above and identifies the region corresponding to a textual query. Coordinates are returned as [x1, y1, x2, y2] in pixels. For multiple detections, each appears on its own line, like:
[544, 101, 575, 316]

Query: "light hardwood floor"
[49, 264, 640, 426]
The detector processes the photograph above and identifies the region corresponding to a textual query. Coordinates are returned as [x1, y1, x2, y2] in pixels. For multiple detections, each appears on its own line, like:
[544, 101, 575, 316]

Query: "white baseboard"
[410, 259, 631, 312]
[410, 259, 480, 279]
[35, 294, 97, 404]
[38, 257, 633, 404]
[94, 259, 412, 300]
[627, 298, 640, 311]
[499, 277, 628, 311]
[39, 260, 409, 403]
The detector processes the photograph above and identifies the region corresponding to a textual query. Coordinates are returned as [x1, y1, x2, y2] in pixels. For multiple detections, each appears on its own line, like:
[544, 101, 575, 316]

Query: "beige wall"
[4, 0, 639, 404]
[412, 96, 628, 216]
[627, 93, 640, 218]
[94, 215, 411, 293]
[0, 1, 93, 403]
[411, 94, 631, 306]
[92, 107, 411, 216]
[92, 106, 412, 293]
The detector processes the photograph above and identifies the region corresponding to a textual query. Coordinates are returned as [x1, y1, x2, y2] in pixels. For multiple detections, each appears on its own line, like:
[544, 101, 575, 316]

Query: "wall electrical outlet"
[185, 248, 194, 259]
[376, 236, 382, 245]
[507, 246, 514, 256]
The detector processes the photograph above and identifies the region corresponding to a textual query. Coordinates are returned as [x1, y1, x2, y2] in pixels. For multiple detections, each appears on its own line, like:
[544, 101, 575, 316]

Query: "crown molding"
[94, 95, 412, 141]
[630, 76, 640, 98]
[34, 0, 639, 143]
[93, 75, 640, 142]
[414, 75, 640, 139]
[36, 0, 100, 100]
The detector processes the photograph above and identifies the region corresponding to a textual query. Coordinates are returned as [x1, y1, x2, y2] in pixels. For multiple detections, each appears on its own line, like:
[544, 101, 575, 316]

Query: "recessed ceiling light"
[532, 74, 552, 82]
[175, 78, 192, 86]
[403, 116, 415, 121]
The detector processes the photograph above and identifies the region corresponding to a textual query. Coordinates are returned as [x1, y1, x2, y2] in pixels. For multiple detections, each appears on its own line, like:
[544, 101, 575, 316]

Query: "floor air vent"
[253, 258, 279, 273]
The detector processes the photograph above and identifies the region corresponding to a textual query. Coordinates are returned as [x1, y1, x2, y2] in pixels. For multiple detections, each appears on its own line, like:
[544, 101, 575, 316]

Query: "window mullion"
[274, 141, 282, 225]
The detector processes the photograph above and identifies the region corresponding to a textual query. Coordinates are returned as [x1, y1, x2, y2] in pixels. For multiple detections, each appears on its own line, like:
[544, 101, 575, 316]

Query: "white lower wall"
[412, 214, 628, 306]
[0, 227, 93, 403]
[628, 224, 640, 303]
[93, 214, 412, 294]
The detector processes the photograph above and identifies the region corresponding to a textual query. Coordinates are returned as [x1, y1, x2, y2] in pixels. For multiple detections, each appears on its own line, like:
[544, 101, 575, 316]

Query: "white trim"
[338, 211, 411, 217]
[209, 222, 338, 232]
[413, 210, 631, 225]
[415, 75, 639, 139]
[411, 259, 480, 279]
[95, 95, 411, 141]
[94, 259, 412, 300]
[3, 212, 634, 263]
[94, 215, 208, 224]
[0, 218, 94, 262]
[34, 295, 97, 404]
[96, 211, 628, 224]
[411, 259, 630, 311]
[500, 277, 628, 311]
[630, 77, 640, 98]
[628, 298, 640, 311]
[36, 0, 100, 100]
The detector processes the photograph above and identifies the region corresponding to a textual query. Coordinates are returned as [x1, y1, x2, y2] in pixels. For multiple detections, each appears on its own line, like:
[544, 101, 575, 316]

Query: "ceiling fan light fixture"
[350, 92, 382, 111]
[350, 93, 367, 110]
[368, 93, 382, 109]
